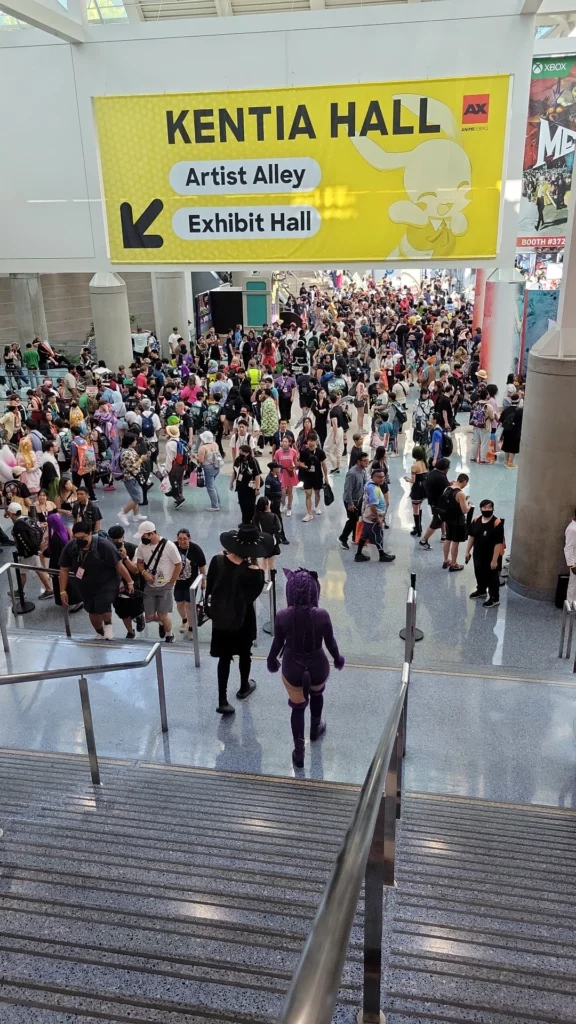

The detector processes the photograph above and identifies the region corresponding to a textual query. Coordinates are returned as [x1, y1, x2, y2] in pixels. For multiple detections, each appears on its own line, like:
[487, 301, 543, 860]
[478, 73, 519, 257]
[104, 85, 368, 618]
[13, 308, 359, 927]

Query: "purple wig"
[47, 512, 69, 547]
[283, 569, 320, 695]
[283, 567, 320, 608]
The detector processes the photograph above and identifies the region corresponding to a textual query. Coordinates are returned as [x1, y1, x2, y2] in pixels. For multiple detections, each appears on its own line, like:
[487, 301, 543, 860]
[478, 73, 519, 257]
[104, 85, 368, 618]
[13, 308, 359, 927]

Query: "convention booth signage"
[94, 76, 510, 264]
[517, 55, 576, 252]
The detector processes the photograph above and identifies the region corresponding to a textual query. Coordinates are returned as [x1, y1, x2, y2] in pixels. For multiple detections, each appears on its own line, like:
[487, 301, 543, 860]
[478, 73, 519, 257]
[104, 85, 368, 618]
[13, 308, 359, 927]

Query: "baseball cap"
[6, 502, 22, 515]
[134, 520, 156, 539]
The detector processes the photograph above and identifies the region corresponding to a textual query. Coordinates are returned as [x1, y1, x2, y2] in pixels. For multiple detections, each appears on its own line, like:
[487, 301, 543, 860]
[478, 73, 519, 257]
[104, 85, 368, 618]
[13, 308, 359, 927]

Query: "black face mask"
[77, 538, 90, 549]
[481, 509, 494, 519]
[141, 536, 152, 545]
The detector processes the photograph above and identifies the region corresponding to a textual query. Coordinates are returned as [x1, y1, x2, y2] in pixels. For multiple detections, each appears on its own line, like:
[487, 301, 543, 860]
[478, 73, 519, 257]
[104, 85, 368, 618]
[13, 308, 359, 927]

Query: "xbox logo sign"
[533, 62, 543, 74]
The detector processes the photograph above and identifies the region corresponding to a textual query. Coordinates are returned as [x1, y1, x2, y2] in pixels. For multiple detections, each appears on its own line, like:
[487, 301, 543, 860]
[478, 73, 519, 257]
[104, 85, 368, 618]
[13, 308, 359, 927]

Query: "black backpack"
[15, 517, 44, 556]
[442, 431, 454, 457]
[437, 486, 459, 521]
[206, 554, 247, 631]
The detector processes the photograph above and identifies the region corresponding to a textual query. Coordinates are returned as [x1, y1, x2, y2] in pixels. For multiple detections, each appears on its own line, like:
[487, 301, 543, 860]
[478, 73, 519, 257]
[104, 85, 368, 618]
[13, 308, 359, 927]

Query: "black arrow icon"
[120, 199, 164, 248]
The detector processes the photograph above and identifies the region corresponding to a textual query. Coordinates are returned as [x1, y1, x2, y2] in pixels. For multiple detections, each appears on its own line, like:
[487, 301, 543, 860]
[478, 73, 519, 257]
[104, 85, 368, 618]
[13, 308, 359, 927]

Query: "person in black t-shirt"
[465, 500, 505, 607]
[297, 433, 329, 522]
[230, 446, 262, 525]
[174, 527, 207, 637]
[59, 520, 134, 639]
[419, 458, 450, 549]
[72, 487, 102, 533]
[107, 524, 145, 639]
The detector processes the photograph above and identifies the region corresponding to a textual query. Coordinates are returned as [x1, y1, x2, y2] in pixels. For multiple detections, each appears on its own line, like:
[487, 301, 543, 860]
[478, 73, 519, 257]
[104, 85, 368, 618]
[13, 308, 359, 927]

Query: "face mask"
[77, 538, 89, 549]
[481, 509, 494, 519]
[141, 536, 152, 545]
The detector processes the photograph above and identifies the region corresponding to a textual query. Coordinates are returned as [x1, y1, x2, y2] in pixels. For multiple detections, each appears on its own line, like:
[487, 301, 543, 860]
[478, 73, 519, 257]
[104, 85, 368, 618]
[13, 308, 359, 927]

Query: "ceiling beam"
[0, 0, 85, 39]
[520, 0, 543, 12]
[125, 0, 144, 21]
[214, 0, 232, 15]
[309, 0, 325, 9]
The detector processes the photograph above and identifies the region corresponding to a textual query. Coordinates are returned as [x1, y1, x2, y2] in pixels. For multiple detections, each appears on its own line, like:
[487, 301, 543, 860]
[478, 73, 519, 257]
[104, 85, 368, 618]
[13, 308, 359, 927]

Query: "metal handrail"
[279, 583, 417, 1024]
[559, 599, 576, 660]
[0, 642, 167, 785]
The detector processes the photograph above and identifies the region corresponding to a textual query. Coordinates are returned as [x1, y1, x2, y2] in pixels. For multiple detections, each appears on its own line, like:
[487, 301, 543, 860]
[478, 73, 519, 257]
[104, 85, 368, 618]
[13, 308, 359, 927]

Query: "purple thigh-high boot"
[310, 692, 326, 741]
[290, 705, 306, 768]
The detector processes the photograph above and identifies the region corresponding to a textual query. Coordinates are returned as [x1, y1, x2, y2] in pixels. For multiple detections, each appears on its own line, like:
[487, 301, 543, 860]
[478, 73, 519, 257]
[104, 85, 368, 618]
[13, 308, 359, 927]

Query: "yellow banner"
[94, 76, 510, 264]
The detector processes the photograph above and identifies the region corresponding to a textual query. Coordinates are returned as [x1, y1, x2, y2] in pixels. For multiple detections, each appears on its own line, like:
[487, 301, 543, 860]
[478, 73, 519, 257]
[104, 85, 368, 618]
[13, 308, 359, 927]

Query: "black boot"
[355, 540, 369, 562]
[410, 514, 420, 537]
[291, 707, 306, 768]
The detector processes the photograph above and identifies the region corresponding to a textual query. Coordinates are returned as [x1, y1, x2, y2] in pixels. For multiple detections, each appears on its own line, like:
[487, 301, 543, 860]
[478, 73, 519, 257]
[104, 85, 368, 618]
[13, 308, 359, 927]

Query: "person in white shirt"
[135, 520, 182, 644]
[168, 329, 182, 356]
[564, 512, 576, 605]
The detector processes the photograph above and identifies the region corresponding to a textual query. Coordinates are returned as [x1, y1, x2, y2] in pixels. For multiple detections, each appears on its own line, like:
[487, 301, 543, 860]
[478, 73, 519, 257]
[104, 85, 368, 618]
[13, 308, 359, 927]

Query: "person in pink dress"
[274, 435, 300, 517]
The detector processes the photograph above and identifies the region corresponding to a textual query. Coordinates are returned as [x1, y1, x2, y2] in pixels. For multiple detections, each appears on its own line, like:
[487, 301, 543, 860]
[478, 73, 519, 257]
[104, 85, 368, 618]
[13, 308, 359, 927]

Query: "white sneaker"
[134, 513, 148, 521]
[315, 507, 323, 515]
[179, 621, 188, 633]
[102, 623, 114, 641]
[286, 509, 292, 517]
[302, 513, 313, 522]
[118, 512, 129, 526]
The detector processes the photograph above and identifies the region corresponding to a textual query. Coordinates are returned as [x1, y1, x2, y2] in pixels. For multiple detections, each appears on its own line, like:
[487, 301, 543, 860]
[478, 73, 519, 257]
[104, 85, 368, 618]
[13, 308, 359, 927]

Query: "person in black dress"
[46, 512, 82, 611]
[206, 525, 271, 715]
[311, 387, 329, 447]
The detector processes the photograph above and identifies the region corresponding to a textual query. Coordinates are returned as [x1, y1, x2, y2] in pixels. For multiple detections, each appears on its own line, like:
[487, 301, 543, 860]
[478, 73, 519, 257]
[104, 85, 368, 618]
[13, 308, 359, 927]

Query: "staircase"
[1, 753, 575, 1023]
[0, 748, 361, 1023]
[385, 793, 576, 1023]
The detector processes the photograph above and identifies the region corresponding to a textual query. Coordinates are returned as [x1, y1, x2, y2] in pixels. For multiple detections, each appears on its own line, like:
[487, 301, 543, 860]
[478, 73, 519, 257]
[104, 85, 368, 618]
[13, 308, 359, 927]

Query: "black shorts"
[429, 506, 444, 530]
[445, 521, 467, 543]
[174, 580, 192, 603]
[81, 586, 118, 615]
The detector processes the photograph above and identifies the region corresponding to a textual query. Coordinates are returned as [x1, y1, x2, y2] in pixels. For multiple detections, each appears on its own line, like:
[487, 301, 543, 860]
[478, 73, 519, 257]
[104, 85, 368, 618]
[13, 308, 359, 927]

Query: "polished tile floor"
[1, 400, 574, 809]
[0, 404, 567, 677]
[1, 634, 576, 808]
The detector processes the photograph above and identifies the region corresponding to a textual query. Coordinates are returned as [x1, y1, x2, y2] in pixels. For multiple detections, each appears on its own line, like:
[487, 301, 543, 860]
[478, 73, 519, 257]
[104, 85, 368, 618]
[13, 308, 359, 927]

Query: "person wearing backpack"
[5, 502, 54, 600]
[440, 473, 470, 572]
[470, 388, 495, 464]
[205, 525, 270, 715]
[163, 424, 189, 508]
[59, 520, 135, 640]
[70, 425, 97, 499]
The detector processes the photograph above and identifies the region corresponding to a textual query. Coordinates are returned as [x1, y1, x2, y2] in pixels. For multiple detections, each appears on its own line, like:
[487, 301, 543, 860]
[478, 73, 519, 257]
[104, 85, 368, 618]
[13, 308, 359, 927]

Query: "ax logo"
[462, 94, 490, 125]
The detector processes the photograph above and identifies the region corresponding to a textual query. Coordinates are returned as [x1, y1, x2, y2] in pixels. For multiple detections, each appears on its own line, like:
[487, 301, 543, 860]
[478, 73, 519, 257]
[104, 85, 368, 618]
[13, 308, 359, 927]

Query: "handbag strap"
[144, 538, 167, 575]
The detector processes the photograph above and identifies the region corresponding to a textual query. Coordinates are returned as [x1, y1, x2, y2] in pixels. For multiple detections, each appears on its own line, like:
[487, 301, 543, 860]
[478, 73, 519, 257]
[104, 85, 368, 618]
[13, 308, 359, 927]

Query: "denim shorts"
[124, 477, 143, 504]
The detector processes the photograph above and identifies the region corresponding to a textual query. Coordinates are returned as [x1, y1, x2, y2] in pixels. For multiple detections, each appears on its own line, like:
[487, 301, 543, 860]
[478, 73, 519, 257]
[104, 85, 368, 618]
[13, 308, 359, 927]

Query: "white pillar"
[184, 272, 195, 343]
[89, 272, 133, 369]
[9, 273, 48, 347]
[152, 271, 189, 358]
[508, 194, 576, 600]
[480, 268, 525, 397]
[472, 268, 487, 337]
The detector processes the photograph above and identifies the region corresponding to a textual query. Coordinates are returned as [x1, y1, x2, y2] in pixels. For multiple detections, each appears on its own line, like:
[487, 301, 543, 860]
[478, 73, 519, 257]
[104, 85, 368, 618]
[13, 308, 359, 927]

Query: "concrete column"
[9, 273, 48, 347]
[480, 268, 525, 397]
[508, 196, 576, 601]
[89, 272, 133, 369]
[152, 271, 189, 358]
[472, 269, 487, 337]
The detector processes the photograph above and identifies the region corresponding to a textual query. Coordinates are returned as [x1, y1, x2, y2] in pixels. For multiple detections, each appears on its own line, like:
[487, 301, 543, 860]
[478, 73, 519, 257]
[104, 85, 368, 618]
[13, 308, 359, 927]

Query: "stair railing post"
[561, 598, 569, 659]
[358, 737, 399, 1024]
[78, 674, 100, 785]
[155, 646, 168, 733]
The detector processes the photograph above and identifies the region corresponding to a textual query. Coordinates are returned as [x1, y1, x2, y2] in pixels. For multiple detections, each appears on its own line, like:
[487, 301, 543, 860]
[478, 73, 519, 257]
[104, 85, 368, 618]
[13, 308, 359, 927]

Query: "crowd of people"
[0, 275, 522, 678]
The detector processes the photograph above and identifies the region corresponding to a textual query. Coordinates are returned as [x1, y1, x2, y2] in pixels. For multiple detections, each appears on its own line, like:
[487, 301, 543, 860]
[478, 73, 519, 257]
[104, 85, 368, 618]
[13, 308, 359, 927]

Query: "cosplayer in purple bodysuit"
[267, 567, 344, 768]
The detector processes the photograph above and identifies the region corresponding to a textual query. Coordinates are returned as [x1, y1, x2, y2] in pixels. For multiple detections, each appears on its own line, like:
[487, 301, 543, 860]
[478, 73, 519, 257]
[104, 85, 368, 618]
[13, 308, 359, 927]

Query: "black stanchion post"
[262, 569, 277, 636]
[399, 571, 423, 645]
[11, 556, 35, 616]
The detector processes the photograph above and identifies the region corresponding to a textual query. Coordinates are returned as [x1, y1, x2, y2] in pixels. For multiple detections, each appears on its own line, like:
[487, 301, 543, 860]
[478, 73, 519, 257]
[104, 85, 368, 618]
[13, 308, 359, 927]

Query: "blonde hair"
[18, 435, 36, 471]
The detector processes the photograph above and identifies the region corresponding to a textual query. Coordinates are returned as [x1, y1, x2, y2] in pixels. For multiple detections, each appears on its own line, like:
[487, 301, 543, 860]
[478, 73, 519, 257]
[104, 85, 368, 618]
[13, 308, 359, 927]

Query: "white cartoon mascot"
[352, 94, 472, 259]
